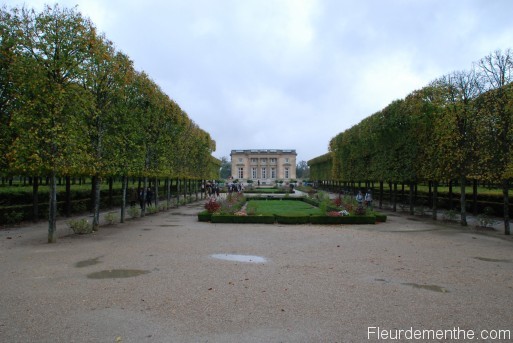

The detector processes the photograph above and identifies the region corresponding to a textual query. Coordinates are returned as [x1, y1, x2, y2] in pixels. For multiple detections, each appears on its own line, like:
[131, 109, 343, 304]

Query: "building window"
[251, 158, 258, 164]
[238, 167, 244, 179]
[285, 167, 289, 179]
[261, 167, 267, 179]
[270, 158, 277, 164]
[238, 158, 243, 163]
[261, 158, 267, 163]
[252, 167, 257, 179]
[285, 158, 289, 163]
[271, 167, 276, 179]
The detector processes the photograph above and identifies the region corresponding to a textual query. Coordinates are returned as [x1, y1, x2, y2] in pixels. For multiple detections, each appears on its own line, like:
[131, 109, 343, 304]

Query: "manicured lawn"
[246, 199, 323, 216]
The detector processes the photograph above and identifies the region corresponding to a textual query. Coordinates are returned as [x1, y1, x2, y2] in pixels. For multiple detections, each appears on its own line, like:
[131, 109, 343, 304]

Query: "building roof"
[230, 149, 296, 155]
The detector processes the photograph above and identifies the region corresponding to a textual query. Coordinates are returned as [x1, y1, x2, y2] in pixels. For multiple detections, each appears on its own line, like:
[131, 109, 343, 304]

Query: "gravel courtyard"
[1, 201, 512, 342]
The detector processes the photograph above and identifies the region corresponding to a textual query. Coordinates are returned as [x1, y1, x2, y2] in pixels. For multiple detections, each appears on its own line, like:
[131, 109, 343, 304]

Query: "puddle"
[75, 256, 102, 268]
[159, 225, 180, 227]
[87, 269, 150, 279]
[474, 257, 511, 263]
[211, 254, 267, 263]
[402, 283, 448, 293]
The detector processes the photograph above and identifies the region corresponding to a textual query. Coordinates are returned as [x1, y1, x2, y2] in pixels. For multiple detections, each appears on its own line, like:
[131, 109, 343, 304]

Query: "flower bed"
[198, 196, 387, 225]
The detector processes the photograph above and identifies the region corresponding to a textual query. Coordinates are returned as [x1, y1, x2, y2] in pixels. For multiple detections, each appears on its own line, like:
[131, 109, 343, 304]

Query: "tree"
[477, 49, 513, 235]
[0, 8, 17, 175]
[296, 160, 309, 179]
[7, 5, 96, 242]
[219, 156, 231, 179]
[430, 68, 481, 226]
[82, 34, 127, 230]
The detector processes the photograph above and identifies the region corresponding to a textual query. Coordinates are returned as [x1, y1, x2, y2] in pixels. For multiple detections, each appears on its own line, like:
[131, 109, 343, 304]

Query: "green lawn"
[246, 200, 323, 216]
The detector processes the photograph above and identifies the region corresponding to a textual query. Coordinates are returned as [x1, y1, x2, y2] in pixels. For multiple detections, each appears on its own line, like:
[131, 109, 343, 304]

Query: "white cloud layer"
[4, 0, 513, 162]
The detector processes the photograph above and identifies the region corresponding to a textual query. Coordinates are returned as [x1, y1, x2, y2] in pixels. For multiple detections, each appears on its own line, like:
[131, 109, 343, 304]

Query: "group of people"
[129, 187, 155, 209]
[204, 181, 220, 197]
[227, 182, 244, 194]
[356, 189, 373, 209]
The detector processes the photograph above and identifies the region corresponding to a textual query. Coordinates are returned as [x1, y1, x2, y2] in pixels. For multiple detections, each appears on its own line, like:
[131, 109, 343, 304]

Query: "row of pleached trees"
[309, 49, 513, 235]
[0, 5, 220, 242]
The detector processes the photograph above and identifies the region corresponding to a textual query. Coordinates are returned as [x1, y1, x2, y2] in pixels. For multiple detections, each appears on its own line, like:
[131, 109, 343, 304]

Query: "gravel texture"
[0, 201, 512, 342]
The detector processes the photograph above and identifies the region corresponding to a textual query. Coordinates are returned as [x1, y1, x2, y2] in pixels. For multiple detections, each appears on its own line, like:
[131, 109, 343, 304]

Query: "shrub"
[275, 215, 310, 224]
[198, 210, 212, 222]
[127, 206, 141, 218]
[374, 213, 387, 222]
[211, 214, 275, 224]
[204, 197, 221, 213]
[218, 193, 245, 214]
[477, 207, 496, 228]
[104, 212, 118, 225]
[354, 206, 367, 216]
[310, 215, 376, 224]
[146, 205, 158, 214]
[442, 209, 458, 222]
[1, 211, 24, 225]
[67, 218, 92, 234]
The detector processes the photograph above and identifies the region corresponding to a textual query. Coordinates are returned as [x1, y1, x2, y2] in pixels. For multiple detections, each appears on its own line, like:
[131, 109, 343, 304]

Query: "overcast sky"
[5, 0, 513, 162]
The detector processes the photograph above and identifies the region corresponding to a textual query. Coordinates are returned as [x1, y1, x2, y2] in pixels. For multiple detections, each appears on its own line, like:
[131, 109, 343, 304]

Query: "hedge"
[198, 210, 212, 222]
[275, 215, 311, 224]
[211, 214, 276, 224]
[375, 213, 387, 222]
[310, 215, 377, 224]
[205, 213, 381, 225]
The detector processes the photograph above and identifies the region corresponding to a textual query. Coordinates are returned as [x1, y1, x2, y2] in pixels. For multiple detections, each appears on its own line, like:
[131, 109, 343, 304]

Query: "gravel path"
[0, 201, 512, 342]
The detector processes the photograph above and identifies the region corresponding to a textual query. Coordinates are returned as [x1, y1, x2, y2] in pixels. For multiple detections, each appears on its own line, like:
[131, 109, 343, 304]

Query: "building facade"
[230, 149, 297, 184]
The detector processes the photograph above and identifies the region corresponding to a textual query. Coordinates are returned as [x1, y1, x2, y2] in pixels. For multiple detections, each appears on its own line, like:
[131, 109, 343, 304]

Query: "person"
[129, 187, 138, 207]
[356, 190, 364, 207]
[365, 189, 373, 209]
[138, 188, 145, 209]
[146, 187, 153, 207]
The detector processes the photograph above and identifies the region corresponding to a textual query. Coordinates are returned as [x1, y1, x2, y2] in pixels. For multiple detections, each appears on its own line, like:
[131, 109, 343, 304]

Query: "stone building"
[230, 149, 297, 184]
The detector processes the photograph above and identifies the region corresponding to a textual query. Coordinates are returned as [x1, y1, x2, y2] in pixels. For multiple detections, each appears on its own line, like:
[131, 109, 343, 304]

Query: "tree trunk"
[183, 178, 187, 202]
[176, 178, 180, 206]
[392, 182, 397, 212]
[166, 178, 171, 209]
[472, 180, 478, 216]
[65, 176, 71, 217]
[409, 181, 414, 215]
[120, 175, 127, 223]
[108, 177, 113, 208]
[502, 179, 510, 235]
[379, 181, 383, 209]
[154, 177, 159, 211]
[195, 180, 198, 201]
[448, 180, 453, 210]
[141, 177, 148, 217]
[32, 176, 39, 222]
[90, 175, 97, 213]
[432, 181, 438, 221]
[92, 175, 101, 231]
[460, 176, 467, 226]
[48, 172, 57, 243]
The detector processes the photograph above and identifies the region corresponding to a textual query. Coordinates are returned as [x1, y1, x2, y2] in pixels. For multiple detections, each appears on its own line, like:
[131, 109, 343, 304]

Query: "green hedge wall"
[211, 214, 276, 224]
[275, 215, 311, 224]
[310, 215, 377, 224]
